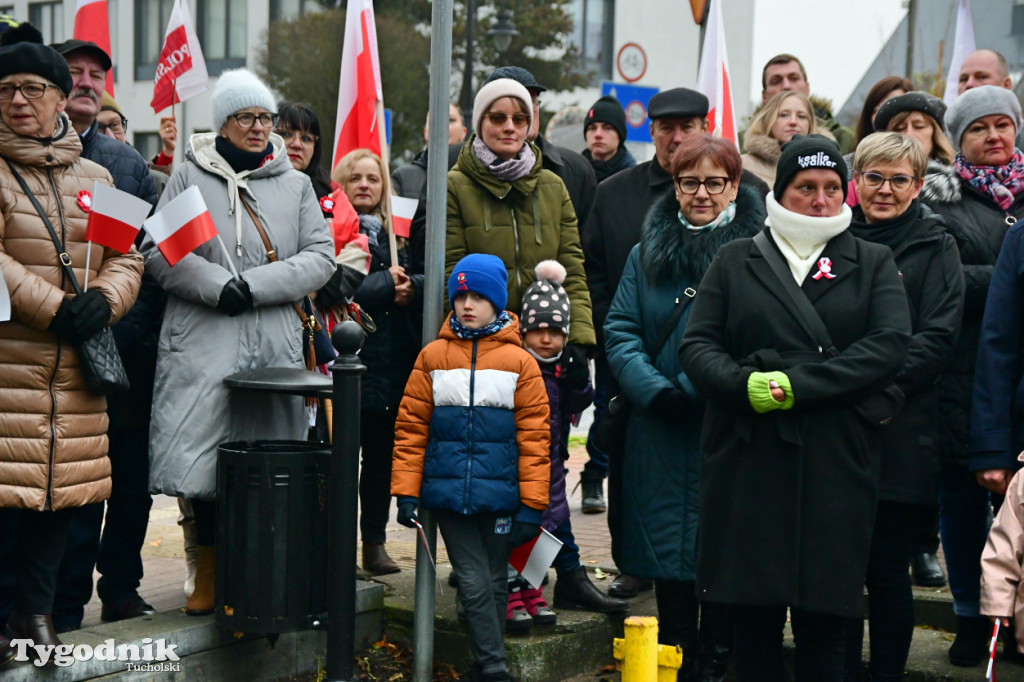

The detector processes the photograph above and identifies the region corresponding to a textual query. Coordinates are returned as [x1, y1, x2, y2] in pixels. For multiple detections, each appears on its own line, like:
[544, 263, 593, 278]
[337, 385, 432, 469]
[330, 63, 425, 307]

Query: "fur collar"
[744, 134, 782, 164]
[920, 160, 960, 205]
[639, 183, 766, 285]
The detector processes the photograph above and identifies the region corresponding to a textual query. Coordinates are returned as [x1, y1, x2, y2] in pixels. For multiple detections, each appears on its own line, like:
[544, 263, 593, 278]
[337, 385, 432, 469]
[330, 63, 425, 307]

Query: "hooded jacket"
[143, 132, 335, 499]
[391, 312, 550, 516]
[445, 136, 595, 346]
[0, 114, 144, 511]
[741, 133, 782, 187]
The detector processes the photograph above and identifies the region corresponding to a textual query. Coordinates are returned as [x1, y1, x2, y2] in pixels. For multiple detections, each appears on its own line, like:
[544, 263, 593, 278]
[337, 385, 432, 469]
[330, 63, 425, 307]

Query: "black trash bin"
[215, 440, 329, 633]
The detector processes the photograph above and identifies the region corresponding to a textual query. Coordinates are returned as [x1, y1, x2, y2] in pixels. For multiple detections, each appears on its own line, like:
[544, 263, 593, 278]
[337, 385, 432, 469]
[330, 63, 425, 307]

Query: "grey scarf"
[473, 137, 537, 183]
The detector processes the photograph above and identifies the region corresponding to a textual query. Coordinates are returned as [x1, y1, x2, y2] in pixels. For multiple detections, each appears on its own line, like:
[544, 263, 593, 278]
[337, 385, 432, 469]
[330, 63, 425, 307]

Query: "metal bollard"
[325, 321, 366, 682]
[612, 616, 683, 682]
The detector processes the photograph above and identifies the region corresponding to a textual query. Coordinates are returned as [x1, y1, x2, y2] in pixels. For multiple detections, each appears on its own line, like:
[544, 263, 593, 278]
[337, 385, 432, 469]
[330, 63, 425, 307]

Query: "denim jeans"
[583, 355, 611, 478]
[549, 518, 581, 576]
[938, 461, 1000, 616]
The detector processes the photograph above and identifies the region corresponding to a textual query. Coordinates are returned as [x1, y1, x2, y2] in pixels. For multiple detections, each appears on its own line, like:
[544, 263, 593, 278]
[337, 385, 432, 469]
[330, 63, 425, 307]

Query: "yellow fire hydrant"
[612, 616, 683, 682]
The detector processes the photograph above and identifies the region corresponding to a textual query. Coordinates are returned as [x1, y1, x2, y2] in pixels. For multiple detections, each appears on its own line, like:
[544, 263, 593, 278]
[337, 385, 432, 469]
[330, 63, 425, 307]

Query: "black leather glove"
[397, 500, 418, 529]
[650, 387, 687, 421]
[216, 279, 254, 317]
[559, 343, 591, 391]
[72, 289, 111, 339]
[49, 298, 79, 342]
[317, 265, 365, 308]
[508, 520, 541, 548]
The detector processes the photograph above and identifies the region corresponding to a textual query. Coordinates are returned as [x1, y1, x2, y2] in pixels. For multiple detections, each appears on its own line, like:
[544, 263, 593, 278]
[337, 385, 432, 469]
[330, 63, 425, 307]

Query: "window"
[1013, 4, 1024, 36]
[28, 2, 63, 44]
[270, 0, 314, 23]
[568, 0, 614, 83]
[0, 6, 15, 16]
[133, 132, 161, 163]
[134, 0, 175, 80]
[197, 0, 246, 74]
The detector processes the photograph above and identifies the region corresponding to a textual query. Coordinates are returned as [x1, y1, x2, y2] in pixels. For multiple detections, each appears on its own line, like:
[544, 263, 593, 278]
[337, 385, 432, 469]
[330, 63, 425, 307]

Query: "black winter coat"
[849, 201, 964, 503]
[921, 166, 1024, 467]
[679, 229, 911, 617]
[583, 160, 768, 349]
[391, 149, 428, 199]
[80, 122, 159, 207]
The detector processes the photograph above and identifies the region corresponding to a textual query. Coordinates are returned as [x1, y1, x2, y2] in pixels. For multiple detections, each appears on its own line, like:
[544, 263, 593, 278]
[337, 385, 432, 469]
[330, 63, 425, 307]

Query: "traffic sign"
[601, 81, 660, 144]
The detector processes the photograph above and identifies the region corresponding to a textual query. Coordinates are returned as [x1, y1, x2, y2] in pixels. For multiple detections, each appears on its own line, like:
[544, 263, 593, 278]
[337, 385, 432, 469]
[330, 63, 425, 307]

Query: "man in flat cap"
[581, 87, 768, 600]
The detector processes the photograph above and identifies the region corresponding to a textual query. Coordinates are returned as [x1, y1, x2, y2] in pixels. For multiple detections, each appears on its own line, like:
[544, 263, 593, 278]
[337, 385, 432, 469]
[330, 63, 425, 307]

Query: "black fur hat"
[0, 22, 72, 96]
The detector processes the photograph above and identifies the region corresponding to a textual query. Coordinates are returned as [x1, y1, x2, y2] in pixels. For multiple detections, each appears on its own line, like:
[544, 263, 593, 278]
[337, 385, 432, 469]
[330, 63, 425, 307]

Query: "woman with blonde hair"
[874, 92, 955, 167]
[742, 91, 821, 187]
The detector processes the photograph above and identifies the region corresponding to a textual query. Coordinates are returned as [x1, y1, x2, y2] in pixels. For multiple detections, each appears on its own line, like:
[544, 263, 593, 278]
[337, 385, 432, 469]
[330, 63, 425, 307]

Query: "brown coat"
[981, 452, 1024, 652]
[0, 114, 144, 511]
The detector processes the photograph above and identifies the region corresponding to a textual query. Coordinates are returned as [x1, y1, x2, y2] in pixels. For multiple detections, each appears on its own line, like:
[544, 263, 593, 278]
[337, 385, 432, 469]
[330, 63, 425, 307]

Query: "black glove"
[559, 343, 591, 391]
[49, 291, 111, 344]
[317, 265, 365, 308]
[508, 520, 541, 548]
[397, 500, 418, 529]
[650, 388, 687, 421]
[49, 298, 79, 342]
[216, 279, 254, 317]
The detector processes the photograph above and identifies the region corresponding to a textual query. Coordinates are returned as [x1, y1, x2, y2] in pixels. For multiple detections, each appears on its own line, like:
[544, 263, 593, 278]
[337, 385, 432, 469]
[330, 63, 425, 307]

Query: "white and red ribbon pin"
[812, 257, 835, 280]
[77, 190, 92, 212]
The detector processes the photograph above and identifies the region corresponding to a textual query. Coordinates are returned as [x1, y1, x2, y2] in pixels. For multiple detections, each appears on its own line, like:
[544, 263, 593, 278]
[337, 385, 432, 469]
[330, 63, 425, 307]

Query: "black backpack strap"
[648, 286, 696, 360]
[752, 230, 834, 354]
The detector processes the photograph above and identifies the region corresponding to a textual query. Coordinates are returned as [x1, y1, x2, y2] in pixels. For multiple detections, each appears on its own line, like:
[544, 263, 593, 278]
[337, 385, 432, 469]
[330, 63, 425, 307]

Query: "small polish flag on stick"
[988, 619, 1000, 681]
[144, 185, 219, 268]
[0, 262, 10, 323]
[390, 196, 418, 239]
[509, 528, 564, 589]
[83, 183, 153, 289]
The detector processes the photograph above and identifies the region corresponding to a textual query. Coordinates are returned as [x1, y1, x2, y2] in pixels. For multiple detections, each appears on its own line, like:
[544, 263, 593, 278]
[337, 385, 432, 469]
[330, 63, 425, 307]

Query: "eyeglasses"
[275, 128, 318, 146]
[97, 117, 127, 135]
[484, 112, 530, 128]
[230, 112, 278, 128]
[675, 176, 730, 195]
[858, 171, 918, 191]
[0, 82, 58, 100]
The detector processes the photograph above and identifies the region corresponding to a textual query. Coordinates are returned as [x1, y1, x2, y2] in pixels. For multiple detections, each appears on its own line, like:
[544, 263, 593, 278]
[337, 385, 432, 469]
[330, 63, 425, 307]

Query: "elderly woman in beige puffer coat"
[0, 35, 143, 662]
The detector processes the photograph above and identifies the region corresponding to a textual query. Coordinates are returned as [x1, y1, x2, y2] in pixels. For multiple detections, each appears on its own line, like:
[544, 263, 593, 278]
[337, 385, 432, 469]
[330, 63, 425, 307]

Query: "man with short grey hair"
[956, 49, 1023, 148]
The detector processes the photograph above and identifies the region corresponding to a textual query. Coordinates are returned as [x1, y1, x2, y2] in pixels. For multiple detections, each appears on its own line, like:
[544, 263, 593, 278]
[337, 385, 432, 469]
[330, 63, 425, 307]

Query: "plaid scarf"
[449, 310, 511, 340]
[954, 149, 1024, 211]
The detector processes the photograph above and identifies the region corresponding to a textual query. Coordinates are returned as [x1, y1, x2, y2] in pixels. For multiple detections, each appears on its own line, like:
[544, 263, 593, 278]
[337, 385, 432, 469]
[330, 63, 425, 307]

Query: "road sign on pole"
[601, 81, 660, 144]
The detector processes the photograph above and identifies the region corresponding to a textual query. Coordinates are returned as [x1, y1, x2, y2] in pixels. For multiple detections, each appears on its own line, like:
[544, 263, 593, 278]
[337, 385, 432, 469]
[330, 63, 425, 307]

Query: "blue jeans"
[938, 461, 1000, 616]
[550, 518, 581, 576]
[584, 356, 611, 478]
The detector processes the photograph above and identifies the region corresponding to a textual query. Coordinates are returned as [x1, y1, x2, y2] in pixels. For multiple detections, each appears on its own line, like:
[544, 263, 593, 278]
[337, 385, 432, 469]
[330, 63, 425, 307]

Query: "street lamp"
[459, 1, 519, 125]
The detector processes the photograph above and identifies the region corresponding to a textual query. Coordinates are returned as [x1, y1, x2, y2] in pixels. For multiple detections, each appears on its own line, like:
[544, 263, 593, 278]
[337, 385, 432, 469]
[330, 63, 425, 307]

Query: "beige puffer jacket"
[981, 452, 1024, 653]
[0, 114, 144, 511]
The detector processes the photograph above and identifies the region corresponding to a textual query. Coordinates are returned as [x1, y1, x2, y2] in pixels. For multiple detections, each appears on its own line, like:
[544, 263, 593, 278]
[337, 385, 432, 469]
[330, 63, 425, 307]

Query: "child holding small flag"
[392, 254, 549, 682]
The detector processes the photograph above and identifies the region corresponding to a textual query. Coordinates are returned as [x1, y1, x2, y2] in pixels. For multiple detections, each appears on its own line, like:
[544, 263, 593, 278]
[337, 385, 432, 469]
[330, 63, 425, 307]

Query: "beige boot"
[185, 545, 215, 615]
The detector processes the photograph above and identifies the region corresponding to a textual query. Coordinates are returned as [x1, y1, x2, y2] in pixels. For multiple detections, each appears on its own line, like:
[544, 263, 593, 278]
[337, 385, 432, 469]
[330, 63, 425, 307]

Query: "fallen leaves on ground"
[355, 637, 461, 681]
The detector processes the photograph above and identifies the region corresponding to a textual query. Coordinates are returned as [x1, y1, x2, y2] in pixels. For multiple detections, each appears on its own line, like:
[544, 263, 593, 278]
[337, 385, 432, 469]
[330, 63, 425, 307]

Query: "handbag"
[752, 231, 904, 429]
[238, 194, 328, 371]
[593, 286, 697, 455]
[6, 161, 129, 396]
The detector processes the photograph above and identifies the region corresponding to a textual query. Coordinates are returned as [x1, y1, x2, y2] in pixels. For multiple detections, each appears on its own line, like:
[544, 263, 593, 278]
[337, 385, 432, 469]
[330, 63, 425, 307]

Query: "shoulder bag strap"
[6, 160, 83, 295]
[648, 286, 697, 360]
[752, 230, 835, 354]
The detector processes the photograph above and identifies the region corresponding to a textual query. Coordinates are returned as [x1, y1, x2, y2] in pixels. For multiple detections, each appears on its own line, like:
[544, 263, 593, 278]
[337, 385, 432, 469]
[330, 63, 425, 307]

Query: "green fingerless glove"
[747, 371, 795, 413]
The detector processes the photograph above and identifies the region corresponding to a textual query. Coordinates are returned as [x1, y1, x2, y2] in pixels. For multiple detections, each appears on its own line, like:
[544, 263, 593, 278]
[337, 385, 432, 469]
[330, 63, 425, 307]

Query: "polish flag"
[85, 183, 153, 253]
[943, 0, 976, 106]
[695, 0, 737, 147]
[331, 0, 384, 170]
[390, 196, 418, 239]
[509, 529, 564, 589]
[144, 186, 218, 266]
[72, 0, 114, 96]
[151, 0, 208, 113]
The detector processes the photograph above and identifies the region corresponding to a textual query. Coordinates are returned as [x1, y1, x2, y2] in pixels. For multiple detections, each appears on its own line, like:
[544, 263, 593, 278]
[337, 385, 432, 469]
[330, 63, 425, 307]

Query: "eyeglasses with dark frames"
[97, 117, 128, 135]
[230, 112, 278, 128]
[484, 112, 530, 128]
[857, 171, 918, 191]
[275, 128, 319, 146]
[0, 82, 58, 100]
[675, 176, 731, 195]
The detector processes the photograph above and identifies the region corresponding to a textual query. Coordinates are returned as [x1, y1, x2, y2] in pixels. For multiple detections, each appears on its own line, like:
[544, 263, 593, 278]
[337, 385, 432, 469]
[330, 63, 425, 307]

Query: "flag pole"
[215, 234, 241, 280]
[375, 100, 398, 267]
[84, 243, 92, 291]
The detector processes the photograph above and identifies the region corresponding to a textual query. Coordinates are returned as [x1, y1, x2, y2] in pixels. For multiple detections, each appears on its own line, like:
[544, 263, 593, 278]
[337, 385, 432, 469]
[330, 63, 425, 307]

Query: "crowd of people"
[0, 11, 1024, 682]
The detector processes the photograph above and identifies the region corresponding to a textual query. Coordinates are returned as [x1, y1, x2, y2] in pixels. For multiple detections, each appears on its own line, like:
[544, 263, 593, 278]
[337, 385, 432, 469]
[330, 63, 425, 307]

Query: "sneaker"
[506, 586, 532, 634]
[521, 585, 556, 625]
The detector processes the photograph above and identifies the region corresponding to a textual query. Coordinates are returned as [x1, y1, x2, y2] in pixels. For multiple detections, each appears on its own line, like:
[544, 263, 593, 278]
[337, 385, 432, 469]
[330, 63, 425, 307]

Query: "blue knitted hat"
[448, 254, 508, 312]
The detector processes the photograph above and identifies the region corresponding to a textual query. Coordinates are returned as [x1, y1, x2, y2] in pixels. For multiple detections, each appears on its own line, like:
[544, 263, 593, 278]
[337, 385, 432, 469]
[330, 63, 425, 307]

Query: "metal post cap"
[330, 320, 365, 355]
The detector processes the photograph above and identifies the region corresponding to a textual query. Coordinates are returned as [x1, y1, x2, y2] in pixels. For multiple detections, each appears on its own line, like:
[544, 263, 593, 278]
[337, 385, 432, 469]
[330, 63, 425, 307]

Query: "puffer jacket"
[922, 165, 1024, 466]
[0, 114, 144, 511]
[445, 136, 595, 347]
[981, 452, 1024, 653]
[391, 312, 550, 516]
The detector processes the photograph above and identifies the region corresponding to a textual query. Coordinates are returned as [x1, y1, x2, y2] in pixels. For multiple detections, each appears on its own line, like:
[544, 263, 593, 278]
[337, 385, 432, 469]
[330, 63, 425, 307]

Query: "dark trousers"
[436, 510, 511, 677]
[734, 605, 846, 682]
[192, 498, 217, 546]
[549, 518, 581, 576]
[914, 503, 940, 555]
[844, 500, 918, 677]
[360, 408, 397, 545]
[51, 425, 154, 629]
[583, 355, 610, 478]
[655, 579, 699, 650]
[939, 461, 1000, 616]
[0, 508, 72, 615]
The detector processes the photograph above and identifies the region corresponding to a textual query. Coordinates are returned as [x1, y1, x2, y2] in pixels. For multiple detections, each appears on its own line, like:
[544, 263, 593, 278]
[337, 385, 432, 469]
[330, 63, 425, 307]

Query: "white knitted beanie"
[472, 78, 533, 138]
[211, 69, 278, 132]
[946, 85, 1022, 150]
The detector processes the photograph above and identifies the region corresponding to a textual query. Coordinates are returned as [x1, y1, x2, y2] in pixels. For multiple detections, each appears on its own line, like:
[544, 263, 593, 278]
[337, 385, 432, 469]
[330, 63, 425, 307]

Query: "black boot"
[580, 471, 606, 514]
[948, 615, 991, 666]
[553, 567, 628, 612]
[910, 552, 946, 587]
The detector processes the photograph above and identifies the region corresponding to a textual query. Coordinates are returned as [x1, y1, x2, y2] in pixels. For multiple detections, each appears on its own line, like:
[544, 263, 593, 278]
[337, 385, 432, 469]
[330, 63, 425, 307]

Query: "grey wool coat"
[143, 133, 335, 499]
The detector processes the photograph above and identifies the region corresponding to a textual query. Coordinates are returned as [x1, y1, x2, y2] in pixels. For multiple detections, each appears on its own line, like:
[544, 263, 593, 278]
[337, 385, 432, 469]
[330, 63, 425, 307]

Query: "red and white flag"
[943, 0, 976, 106]
[695, 0, 737, 147]
[85, 183, 153, 253]
[331, 0, 384, 170]
[72, 0, 114, 96]
[150, 0, 208, 114]
[390, 196, 418, 239]
[509, 529, 564, 589]
[144, 186, 218, 266]
[328, 188, 372, 274]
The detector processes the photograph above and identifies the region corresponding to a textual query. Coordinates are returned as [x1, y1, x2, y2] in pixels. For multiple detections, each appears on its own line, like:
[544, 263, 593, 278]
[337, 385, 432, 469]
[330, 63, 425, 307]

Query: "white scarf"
[764, 193, 852, 284]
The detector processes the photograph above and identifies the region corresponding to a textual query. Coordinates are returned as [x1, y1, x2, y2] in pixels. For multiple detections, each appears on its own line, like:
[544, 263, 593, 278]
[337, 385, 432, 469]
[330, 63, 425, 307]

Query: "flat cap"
[873, 92, 947, 134]
[647, 88, 709, 120]
[485, 65, 546, 93]
[51, 38, 112, 71]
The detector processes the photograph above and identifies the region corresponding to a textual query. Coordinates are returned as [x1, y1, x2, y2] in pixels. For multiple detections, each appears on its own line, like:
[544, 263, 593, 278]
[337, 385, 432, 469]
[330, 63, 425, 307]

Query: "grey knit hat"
[211, 69, 277, 132]
[472, 77, 532, 138]
[520, 260, 570, 336]
[946, 85, 1022, 150]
